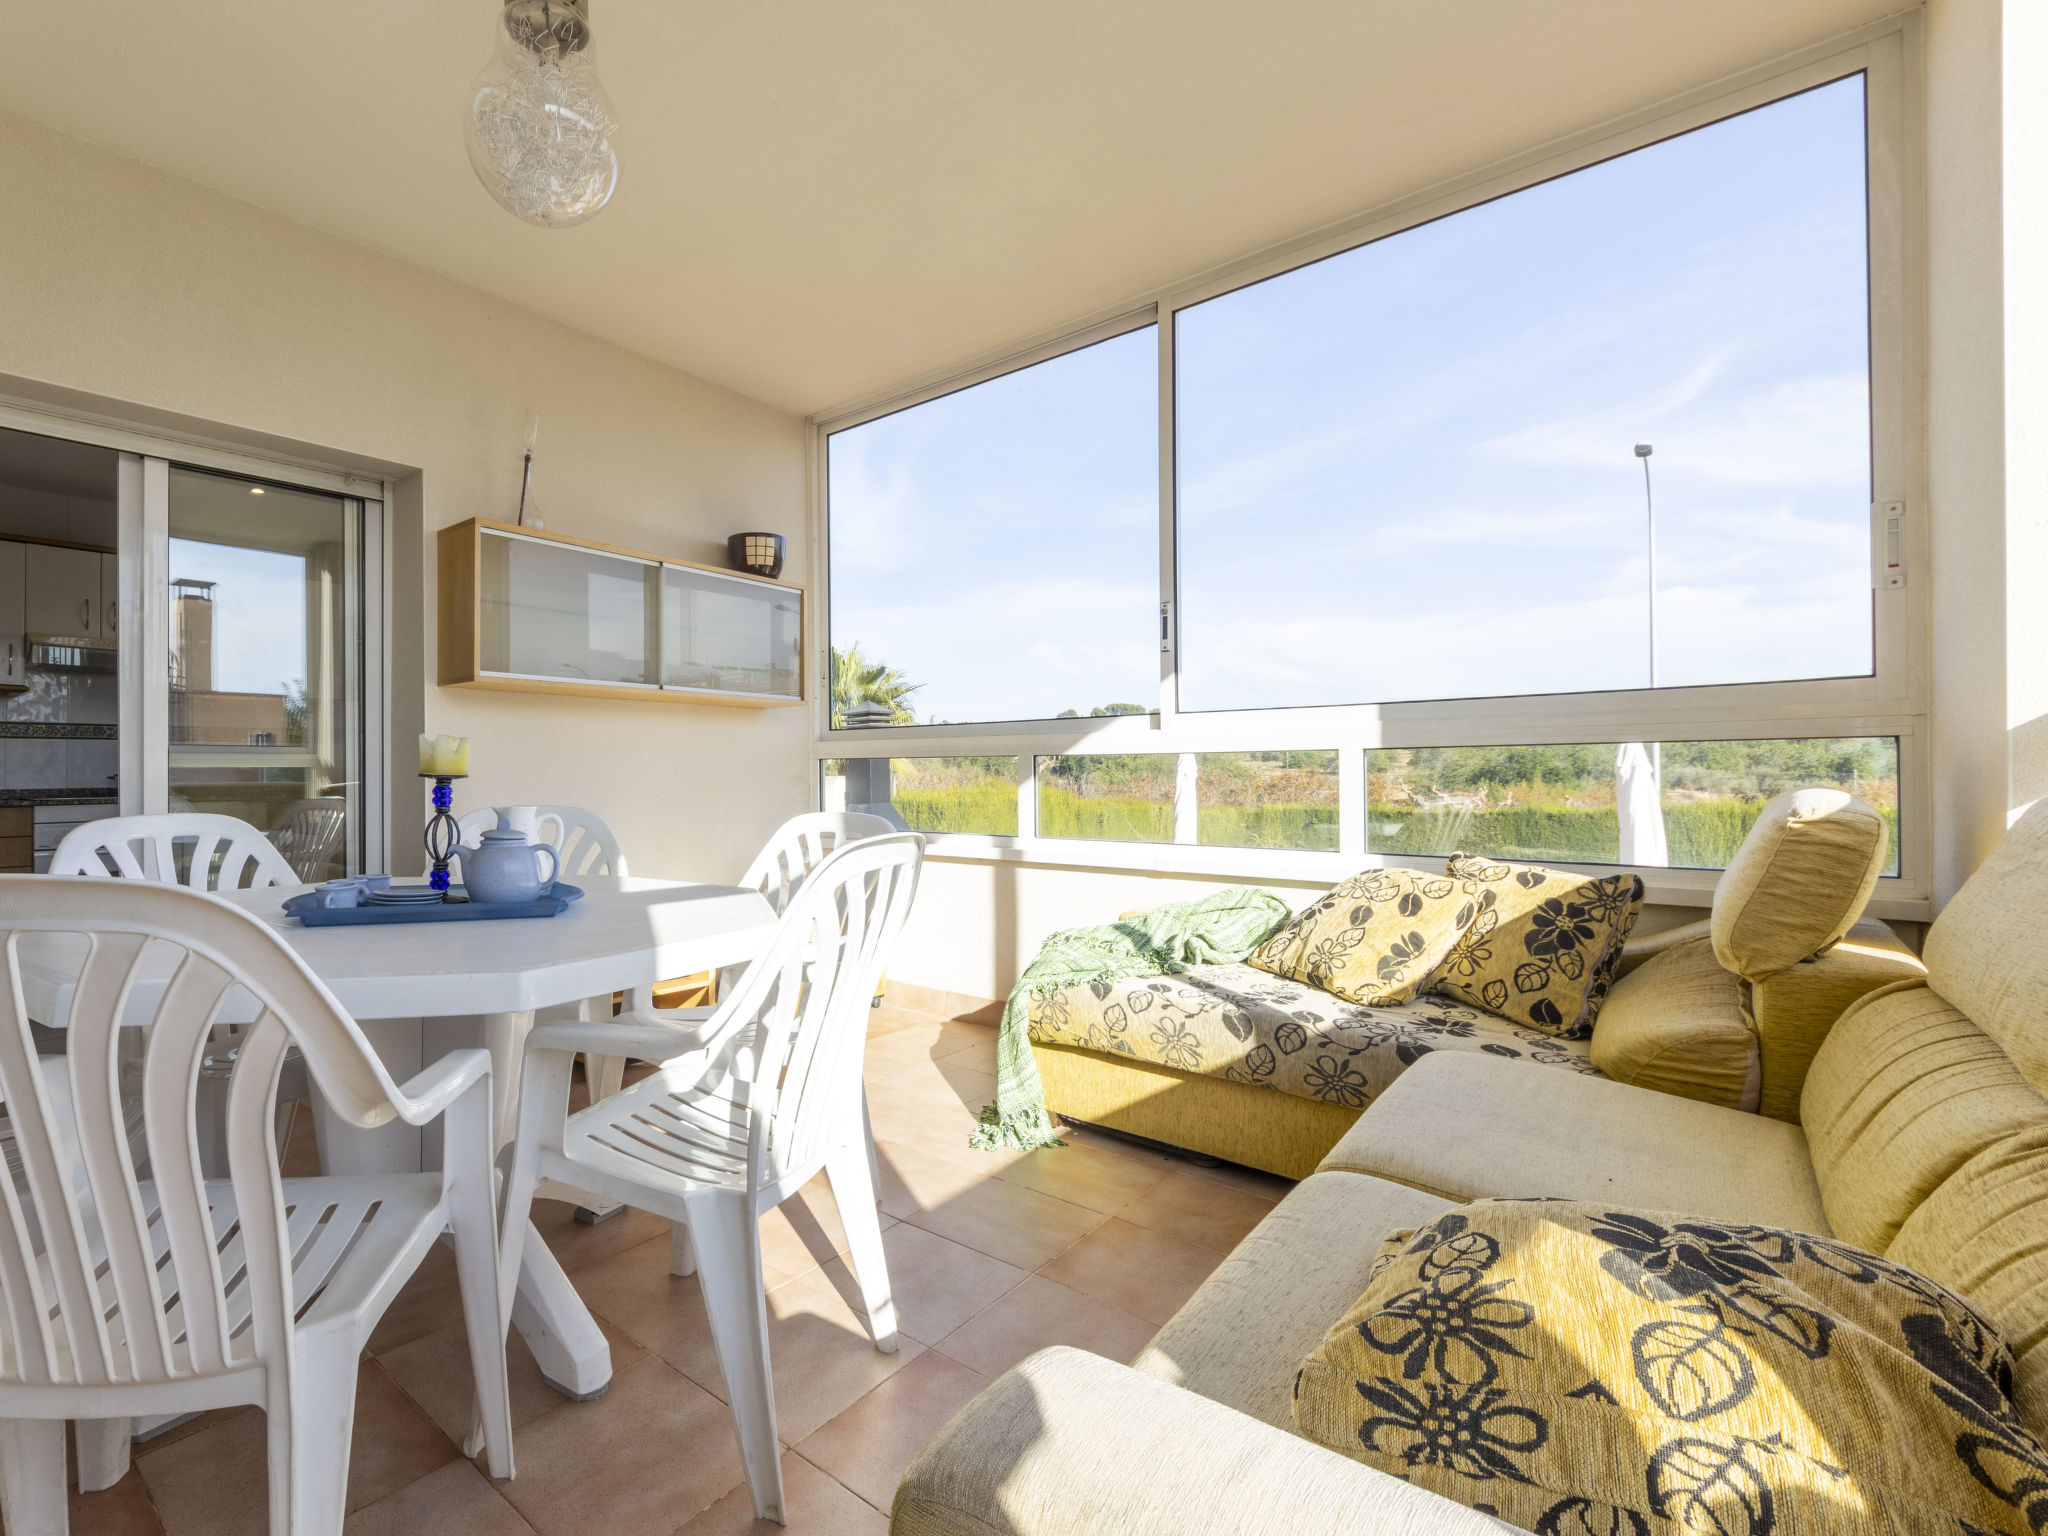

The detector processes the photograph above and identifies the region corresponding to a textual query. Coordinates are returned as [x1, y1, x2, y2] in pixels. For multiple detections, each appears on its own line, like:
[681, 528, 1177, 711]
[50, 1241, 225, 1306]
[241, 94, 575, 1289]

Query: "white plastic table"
[24, 874, 778, 1401]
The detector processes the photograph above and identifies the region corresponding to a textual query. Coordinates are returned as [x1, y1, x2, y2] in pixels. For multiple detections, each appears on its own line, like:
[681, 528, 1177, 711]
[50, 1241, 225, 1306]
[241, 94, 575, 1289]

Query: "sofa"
[891, 798, 2048, 1535]
[1028, 790, 1923, 1177]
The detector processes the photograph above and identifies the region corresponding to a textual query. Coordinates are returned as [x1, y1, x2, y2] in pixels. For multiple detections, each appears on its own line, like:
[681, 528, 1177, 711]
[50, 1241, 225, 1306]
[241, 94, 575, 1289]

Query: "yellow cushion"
[1711, 787, 1890, 982]
[1922, 797, 2048, 1095]
[1887, 1126, 2048, 1439]
[1425, 854, 1644, 1037]
[1245, 867, 1475, 1005]
[1802, 981, 2048, 1254]
[1749, 916, 1927, 1122]
[1293, 1199, 2042, 1534]
[1590, 936, 1758, 1110]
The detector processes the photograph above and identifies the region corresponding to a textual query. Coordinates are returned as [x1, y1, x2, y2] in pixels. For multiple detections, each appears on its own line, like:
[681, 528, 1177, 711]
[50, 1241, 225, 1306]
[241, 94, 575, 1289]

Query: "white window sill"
[913, 833, 1934, 922]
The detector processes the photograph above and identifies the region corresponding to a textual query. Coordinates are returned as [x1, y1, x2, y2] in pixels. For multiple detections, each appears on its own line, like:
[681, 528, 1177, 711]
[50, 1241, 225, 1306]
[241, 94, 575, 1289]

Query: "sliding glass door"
[161, 466, 371, 880]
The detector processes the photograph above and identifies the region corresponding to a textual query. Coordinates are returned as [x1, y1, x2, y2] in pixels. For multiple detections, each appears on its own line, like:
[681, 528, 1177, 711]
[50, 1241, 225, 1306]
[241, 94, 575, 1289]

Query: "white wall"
[0, 109, 811, 883]
[1925, 0, 2048, 899]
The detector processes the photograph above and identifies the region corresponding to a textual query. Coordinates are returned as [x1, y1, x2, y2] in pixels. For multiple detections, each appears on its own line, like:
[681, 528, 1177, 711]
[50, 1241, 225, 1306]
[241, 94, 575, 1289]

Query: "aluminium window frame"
[807, 17, 1930, 920]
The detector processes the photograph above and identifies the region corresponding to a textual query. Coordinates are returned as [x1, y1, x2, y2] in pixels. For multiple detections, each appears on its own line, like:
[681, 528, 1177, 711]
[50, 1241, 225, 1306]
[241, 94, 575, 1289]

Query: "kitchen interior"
[0, 425, 120, 872]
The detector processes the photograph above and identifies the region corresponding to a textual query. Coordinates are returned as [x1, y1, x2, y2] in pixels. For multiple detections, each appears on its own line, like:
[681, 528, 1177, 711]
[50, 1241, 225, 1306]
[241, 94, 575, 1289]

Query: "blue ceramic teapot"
[454, 814, 561, 905]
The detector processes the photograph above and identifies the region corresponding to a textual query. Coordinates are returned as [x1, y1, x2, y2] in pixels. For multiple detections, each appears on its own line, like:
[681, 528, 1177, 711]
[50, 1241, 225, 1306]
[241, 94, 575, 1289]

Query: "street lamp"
[1634, 442, 1661, 790]
[1634, 443, 1656, 690]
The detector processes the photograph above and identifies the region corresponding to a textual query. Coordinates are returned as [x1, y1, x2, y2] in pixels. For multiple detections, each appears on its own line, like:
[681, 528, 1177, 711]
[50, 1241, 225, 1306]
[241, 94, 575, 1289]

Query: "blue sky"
[169, 540, 307, 696]
[829, 75, 1871, 724]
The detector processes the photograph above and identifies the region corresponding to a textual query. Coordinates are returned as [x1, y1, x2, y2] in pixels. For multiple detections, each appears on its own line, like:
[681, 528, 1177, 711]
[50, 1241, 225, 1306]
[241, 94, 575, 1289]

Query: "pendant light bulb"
[464, 0, 620, 229]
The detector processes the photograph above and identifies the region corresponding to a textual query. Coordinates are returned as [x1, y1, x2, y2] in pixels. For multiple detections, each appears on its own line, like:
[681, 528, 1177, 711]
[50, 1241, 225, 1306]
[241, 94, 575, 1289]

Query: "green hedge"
[891, 782, 1019, 836]
[1370, 801, 1899, 872]
[887, 783, 1894, 871]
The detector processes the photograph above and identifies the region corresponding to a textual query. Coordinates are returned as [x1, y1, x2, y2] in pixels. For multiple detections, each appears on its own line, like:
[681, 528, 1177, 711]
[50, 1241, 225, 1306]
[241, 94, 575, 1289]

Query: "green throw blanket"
[970, 886, 1293, 1153]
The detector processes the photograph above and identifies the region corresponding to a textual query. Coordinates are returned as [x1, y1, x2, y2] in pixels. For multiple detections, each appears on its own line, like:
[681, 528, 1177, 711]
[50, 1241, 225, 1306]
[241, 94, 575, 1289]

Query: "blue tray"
[283, 883, 584, 927]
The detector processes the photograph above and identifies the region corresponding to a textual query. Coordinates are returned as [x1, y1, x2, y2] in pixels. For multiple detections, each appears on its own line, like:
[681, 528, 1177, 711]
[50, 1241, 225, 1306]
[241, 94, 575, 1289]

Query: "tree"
[831, 643, 923, 727]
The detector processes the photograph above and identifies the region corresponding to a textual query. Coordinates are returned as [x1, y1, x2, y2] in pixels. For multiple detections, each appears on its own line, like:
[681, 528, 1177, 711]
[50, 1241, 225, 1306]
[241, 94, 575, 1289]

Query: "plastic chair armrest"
[392, 1047, 492, 1125]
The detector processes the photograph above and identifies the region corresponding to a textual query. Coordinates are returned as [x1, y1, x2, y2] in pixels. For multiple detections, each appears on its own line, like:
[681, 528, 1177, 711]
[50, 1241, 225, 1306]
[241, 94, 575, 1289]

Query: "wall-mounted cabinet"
[438, 519, 804, 707]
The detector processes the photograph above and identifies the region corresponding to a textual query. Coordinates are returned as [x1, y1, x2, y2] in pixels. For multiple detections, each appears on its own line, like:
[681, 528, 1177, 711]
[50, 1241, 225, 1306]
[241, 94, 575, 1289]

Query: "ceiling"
[0, 2, 1900, 417]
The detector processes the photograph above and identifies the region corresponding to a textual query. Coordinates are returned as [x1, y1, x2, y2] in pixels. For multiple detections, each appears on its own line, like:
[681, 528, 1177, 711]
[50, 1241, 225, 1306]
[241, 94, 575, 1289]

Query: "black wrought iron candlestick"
[423, 775, 466, 894]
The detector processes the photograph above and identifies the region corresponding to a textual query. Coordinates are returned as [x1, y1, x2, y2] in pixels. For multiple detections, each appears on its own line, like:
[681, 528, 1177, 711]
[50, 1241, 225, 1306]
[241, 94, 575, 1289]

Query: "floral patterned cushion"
[1245, 868, 1479, 1005]
[1292, 1199, 2048, 1536]
[1425, 853, 1645, 1038]
[1026, 962, 1600, 1111]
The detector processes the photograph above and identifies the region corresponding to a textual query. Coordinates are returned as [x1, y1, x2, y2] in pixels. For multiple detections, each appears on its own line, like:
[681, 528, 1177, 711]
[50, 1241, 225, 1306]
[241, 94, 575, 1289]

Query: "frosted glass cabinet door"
[660, 564, 802, 699]
[480, 529, 660, 688]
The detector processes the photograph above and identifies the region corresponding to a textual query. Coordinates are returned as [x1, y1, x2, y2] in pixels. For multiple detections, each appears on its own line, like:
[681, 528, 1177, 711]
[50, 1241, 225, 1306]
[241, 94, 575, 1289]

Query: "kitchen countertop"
[0, 792, 119, 808]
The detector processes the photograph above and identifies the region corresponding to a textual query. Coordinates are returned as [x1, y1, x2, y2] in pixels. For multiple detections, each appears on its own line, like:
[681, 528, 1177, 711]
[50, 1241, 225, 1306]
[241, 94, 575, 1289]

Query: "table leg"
[513, 1219, 615, 1398]
[315, 1012, 615, 1401]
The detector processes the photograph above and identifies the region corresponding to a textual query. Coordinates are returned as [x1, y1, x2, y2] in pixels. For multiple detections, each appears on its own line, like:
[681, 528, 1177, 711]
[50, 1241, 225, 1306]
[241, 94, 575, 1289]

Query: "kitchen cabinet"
[0, 541, 23, 689]
[438, 519, 803, 706]
[100, 552, 118, 643]
[25, 544, 102, 640]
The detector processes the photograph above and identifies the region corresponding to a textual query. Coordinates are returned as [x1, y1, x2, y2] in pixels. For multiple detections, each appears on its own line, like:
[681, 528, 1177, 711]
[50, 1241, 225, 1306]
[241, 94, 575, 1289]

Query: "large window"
[1366, 738, 1898, 873]
[1178, 77, 1873, 712]
[826, 327, 1158, 727]
[815, 45, 1919, 902]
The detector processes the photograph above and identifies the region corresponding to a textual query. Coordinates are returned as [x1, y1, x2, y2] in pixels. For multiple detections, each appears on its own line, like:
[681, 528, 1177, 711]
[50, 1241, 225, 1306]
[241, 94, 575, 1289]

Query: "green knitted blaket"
[968, 886, 1292, 1154]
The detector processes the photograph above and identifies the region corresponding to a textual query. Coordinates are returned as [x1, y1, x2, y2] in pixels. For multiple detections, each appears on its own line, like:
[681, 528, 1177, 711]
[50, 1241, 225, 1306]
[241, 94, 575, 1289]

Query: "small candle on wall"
[418, 734, 471, 776]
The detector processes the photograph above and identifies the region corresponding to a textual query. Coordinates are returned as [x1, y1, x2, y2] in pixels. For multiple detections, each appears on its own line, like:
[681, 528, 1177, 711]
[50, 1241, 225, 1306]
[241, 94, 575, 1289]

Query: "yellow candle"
[418, 734, 470, 776]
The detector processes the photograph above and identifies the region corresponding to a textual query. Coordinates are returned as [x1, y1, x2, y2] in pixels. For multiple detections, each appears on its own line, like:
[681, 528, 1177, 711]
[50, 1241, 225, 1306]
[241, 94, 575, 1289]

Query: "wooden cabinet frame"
[438, 518, 805, 708]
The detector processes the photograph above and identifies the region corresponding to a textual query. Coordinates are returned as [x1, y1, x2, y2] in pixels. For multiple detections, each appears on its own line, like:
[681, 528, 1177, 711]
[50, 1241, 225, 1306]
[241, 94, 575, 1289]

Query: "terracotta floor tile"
[901, 1173, 1106, 1271]
[65, 1466, 165, 1536]
[862, 1019, 998, 1080]
[991, 1138, 1173, 1214]
[365, 1241, 467, 1354]
[530, 1196, 675, 1275]
[871, 1053, 997, 1111]
[1170, 1154, 1298, 1201]
[811, 1222, 1026, 1346]
[491, 1355, 747, 1536]
[344, 1457, 536, 1536]
[792, 1351, 990, 1510]
[873, 1138, 1007, 1221]
[933, 1273, 1158, 1380]
[1035, 1218, 1223, 1325]
[129, 1404, 255, 1456]
[929, 1030, 997, 1073]
[756, 1174, 899, 1281]
[279, 1096, 321, 1177]
[673, 1449, 888, 1535]
[872, 1102, 1024, 1169]
[1050, 1121, 1181, 1169]
[868, 1005, 947, 1041]
[566, 1234, 714, 1353]
[379, 1309, 646, 1445]
[1113, 1166, 1280, 1252]
[137, 1361, 458, 1535]
[660, 1272, 924, 1444]
[346, 1359, 468, 1508]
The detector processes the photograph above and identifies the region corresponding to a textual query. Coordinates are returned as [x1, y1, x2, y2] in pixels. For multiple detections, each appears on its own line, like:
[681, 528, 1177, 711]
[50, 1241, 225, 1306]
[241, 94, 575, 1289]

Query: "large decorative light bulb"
[464, 0, 620, 229]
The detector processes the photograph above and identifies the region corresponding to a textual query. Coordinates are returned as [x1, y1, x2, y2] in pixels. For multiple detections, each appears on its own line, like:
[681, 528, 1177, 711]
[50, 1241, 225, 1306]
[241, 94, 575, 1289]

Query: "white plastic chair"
[597, 813, 896, 1215]
[0, 877, 513, 1536]
[51, 812, 299, 890]
[269, 798, 349, 884]
[500, 831, 924, 1524]
[456, 804, 626, 880]
[457, 806, 631, 1153]
[49, 814, 309, 1176]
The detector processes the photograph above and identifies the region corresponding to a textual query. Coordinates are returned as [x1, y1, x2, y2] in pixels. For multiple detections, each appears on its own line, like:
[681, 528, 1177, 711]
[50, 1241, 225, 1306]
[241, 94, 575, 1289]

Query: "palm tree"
[831, 643, 922, 727]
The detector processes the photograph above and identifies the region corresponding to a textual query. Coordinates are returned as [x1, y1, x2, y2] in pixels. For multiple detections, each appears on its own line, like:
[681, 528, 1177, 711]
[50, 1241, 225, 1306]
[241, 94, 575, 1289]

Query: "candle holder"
[422, 774, 467, 894]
